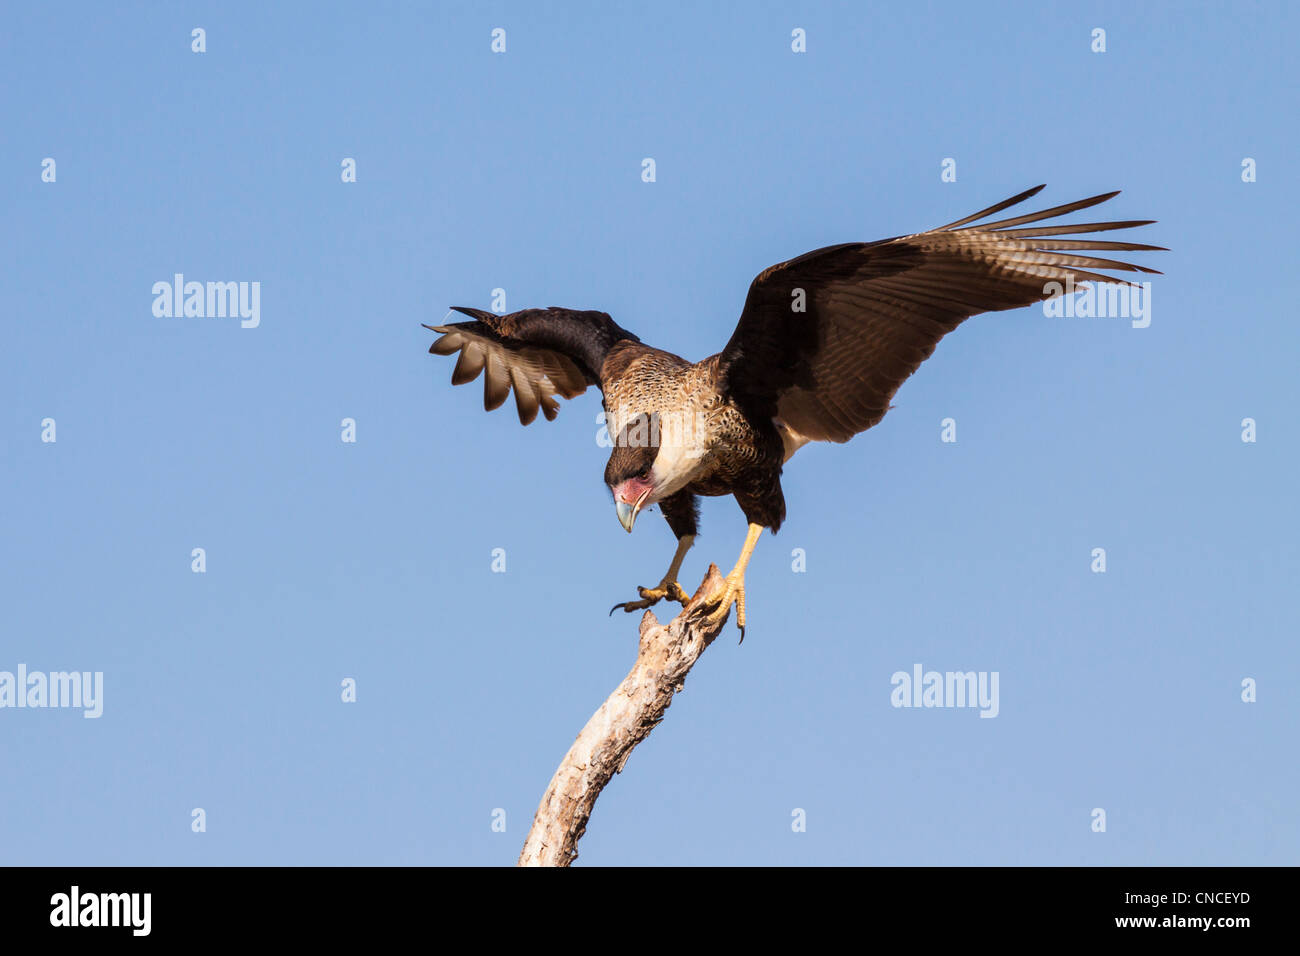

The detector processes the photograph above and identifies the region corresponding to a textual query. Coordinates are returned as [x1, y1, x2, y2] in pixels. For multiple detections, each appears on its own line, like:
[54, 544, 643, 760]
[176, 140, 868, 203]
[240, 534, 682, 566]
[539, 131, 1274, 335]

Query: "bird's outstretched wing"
[425, 307, 639, 425]
[718, 185, 1166, 443]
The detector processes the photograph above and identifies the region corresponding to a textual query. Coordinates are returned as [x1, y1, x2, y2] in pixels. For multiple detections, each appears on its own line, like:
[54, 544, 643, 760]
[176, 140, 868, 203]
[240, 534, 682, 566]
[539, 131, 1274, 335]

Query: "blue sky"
[2, 1, 1296, 865]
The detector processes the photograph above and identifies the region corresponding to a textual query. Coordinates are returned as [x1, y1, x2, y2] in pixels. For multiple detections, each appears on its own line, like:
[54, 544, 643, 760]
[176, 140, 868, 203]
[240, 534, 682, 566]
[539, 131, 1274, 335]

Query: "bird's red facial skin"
[614, 476, 654, 505]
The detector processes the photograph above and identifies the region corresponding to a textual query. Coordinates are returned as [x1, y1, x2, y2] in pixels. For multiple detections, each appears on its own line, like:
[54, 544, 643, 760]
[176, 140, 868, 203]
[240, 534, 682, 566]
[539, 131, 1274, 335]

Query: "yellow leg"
[664, 534, 694, 584]
[706, 523, 764, 641]
[729, 523, 763, 579]
[610, 535, 695, 615]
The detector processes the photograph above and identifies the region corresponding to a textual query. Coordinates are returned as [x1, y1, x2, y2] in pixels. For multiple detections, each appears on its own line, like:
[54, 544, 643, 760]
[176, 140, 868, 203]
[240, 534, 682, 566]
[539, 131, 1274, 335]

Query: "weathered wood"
[517, 565, 731, 867]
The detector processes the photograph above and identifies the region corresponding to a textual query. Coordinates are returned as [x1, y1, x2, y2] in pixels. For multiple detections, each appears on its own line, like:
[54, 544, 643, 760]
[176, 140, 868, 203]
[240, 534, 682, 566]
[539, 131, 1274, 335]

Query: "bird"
[425, 185, 1163, 640]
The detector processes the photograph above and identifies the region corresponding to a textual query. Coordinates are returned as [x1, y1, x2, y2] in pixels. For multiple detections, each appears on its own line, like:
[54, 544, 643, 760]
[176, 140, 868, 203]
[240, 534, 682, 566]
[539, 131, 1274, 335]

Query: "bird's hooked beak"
[616, 488, 652, 533]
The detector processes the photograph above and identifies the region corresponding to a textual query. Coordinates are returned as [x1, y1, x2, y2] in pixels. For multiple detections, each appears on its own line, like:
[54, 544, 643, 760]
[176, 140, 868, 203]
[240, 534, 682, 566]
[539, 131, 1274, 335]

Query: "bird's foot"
[609, 578, 691, 616]
[701, 571, 747, 643]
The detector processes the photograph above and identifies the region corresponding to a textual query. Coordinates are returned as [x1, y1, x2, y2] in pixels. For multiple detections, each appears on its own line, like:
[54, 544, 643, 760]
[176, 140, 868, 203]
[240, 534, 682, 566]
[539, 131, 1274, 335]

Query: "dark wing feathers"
[425, 307, 638, 425]
[719, 187, 1165, 443]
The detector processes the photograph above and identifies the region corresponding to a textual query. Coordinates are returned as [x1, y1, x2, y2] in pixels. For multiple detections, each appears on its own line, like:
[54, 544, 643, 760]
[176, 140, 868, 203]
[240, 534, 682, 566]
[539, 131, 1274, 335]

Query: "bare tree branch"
[517, 565, 731, 867]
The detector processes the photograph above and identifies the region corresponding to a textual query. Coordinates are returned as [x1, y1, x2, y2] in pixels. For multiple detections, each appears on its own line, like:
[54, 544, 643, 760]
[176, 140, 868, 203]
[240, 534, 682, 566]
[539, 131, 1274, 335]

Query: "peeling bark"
[517, 565, 731, 867]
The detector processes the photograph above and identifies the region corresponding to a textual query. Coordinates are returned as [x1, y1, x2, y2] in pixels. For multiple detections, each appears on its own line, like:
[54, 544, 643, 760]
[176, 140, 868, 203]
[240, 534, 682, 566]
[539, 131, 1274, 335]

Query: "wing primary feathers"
[424, 307, 638, 426]
[989, 220, 1157, 238]
[930, 184, 1047, 231]
[451, 343, 485, 385]
[1017, 239, 1169, 252]
[483, 350, 511, 411]
[966, 191, 1121, 231]
[929, 187, 1135, 235]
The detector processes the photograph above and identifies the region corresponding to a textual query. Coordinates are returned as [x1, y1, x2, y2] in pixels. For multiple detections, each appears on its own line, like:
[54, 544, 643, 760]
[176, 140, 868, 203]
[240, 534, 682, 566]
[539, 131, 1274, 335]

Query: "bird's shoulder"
[599, 340, 693, 384]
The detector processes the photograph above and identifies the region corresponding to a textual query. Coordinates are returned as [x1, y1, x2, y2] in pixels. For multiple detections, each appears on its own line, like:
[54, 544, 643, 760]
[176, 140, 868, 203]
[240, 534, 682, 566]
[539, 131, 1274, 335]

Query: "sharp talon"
[738, 626, 745, 645]
[610, 593, 656, 616]
[611, 581, 679, 618]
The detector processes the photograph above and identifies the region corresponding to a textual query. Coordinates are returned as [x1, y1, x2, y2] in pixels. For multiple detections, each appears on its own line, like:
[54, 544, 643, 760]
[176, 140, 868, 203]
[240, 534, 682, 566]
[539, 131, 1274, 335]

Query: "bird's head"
[605, 412, 661, 533]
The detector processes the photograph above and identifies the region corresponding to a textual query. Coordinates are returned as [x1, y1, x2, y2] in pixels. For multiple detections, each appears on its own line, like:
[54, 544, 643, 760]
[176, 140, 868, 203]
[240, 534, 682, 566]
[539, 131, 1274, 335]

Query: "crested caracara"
[426, 186, 1164, 639]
